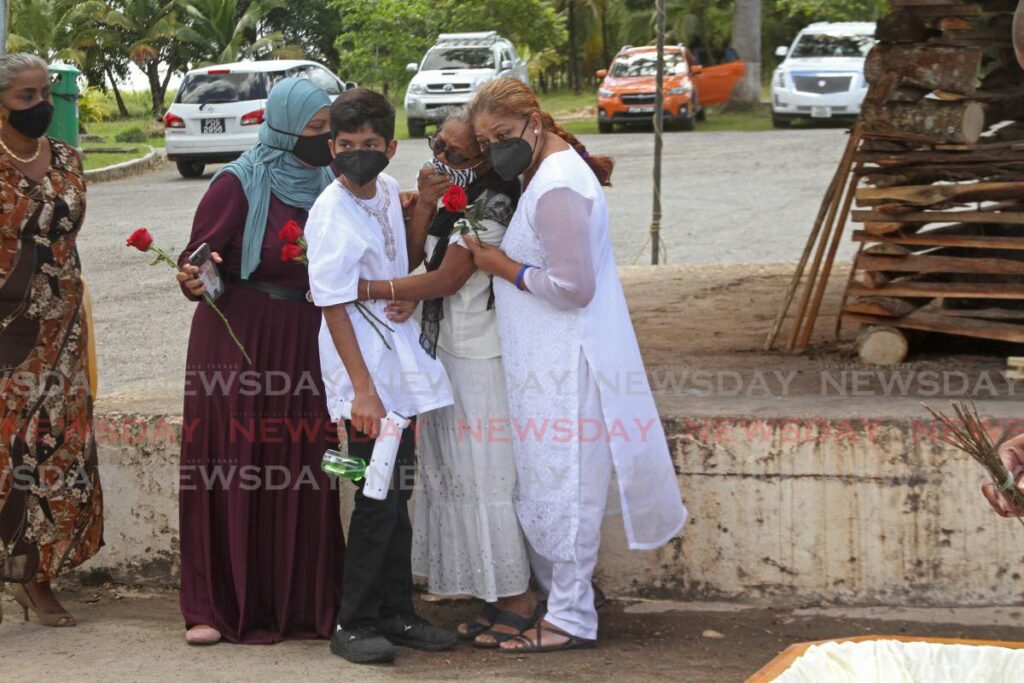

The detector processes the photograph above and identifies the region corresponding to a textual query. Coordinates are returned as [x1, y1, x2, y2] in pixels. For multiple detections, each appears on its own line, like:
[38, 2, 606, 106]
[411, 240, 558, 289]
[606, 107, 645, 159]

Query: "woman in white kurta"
[464, 78, 687, 652]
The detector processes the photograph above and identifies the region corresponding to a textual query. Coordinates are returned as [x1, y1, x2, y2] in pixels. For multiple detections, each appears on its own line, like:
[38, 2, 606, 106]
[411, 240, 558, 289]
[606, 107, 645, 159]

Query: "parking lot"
[82, 127, 850, 407]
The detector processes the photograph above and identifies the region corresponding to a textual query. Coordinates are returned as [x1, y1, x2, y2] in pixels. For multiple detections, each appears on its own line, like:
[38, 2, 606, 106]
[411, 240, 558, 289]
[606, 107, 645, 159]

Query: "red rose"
[281, 243, 304, 262]
[126, 227, 153, 252]
[278, 219, 303, 244]
[441, 185, 468, 213]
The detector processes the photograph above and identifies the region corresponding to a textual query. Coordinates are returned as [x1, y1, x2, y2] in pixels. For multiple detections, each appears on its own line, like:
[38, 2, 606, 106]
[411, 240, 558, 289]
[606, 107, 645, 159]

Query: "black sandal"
[473, 601, 545, 649]
[500, 621, 597, 654]
[458, 603, 500, 640]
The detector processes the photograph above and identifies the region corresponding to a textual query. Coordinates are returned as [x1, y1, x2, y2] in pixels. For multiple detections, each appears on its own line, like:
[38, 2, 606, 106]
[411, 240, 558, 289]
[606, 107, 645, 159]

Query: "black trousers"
[335, 418, 417, 630]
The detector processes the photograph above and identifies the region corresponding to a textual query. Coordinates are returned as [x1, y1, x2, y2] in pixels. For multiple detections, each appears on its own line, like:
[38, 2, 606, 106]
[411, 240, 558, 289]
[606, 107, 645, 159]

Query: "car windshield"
[610, 53, 685, 78]
[176, 72, 267, 105]
[421, 48, 495, 71]
[790, 34, 875, 58]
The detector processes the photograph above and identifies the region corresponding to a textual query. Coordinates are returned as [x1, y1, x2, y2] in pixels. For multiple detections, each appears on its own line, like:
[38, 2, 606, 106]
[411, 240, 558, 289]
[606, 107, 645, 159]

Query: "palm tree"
[176, 0, 289, 65]
[730, 0, 762, 107]
[100, 0, 187, 118]
[8, 0, 103, 66]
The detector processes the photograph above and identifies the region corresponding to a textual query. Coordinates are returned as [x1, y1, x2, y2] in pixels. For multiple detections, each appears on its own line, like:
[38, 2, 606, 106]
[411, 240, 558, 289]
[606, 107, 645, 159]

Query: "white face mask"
[430, 158, 477, 190]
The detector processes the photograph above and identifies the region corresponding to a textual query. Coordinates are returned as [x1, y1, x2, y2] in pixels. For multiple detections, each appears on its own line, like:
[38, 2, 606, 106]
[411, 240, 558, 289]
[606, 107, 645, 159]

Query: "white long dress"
[493, 149, 687, 563]
[411, 188, 531, 602]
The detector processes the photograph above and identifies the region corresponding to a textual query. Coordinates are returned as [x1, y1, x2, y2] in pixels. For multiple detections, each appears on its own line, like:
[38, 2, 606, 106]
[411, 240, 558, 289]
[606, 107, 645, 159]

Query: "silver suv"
[404, 32, 528, 138]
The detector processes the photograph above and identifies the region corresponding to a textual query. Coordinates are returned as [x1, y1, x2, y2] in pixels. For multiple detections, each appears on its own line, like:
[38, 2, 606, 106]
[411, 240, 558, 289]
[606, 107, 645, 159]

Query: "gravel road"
[80, 128, 851, 407]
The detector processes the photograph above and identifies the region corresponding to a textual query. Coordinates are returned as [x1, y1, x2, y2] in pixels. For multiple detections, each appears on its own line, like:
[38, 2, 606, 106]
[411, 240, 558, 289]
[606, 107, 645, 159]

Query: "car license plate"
[201, 118, 225, 134]
[811, 106, 832, 119]
[629, 106, 655, 114]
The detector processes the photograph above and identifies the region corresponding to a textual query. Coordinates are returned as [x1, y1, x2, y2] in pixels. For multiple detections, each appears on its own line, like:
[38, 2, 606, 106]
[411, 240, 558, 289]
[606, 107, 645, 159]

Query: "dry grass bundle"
[924, 399, 1024, 528]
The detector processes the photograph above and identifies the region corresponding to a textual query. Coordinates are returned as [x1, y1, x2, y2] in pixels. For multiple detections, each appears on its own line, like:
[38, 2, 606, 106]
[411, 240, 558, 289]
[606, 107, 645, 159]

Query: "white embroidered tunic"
[306, 173, 453, 419]
[490, 149, 687, 561]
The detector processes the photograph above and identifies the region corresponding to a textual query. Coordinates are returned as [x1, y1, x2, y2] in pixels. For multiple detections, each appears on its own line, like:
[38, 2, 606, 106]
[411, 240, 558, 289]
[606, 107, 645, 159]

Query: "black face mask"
[290, 131, 333, 167]
[8, 100, 53, 139]
[486, 119, 534, 181]
[334, 150, 390, 187]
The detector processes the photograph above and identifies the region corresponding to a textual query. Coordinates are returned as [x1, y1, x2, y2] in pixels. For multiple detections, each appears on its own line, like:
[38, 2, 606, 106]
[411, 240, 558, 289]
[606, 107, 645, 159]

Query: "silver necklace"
[345, 179, 396, 262]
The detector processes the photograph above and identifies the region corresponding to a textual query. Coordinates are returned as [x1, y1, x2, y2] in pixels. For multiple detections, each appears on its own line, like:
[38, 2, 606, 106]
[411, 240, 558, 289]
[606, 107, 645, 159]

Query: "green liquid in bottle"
[321, 449, 367, 482]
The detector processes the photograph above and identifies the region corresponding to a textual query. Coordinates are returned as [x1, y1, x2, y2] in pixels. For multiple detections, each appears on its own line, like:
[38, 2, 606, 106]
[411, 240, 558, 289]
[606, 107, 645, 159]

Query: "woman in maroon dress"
[175, 77, 344, 645]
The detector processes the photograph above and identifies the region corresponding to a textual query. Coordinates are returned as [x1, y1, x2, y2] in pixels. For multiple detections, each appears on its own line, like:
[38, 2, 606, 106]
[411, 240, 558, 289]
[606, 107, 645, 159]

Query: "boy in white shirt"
[306, 88, 455, 665]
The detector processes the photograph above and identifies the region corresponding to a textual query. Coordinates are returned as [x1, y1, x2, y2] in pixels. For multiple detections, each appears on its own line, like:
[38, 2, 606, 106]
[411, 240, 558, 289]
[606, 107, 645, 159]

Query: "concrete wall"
[81, 410, 1024, 606]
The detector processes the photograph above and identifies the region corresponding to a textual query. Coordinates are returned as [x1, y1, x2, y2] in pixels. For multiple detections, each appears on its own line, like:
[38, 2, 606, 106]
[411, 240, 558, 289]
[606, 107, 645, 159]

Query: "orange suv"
[596, 45, 745, 133]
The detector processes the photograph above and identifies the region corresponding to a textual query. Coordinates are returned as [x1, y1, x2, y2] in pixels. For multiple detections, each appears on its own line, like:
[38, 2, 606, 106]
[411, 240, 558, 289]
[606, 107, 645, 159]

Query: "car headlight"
[667, 84, 691, 95]
[775, 70, 786, 88]
[408, 83, 424, 95]
[598, 87, 615, 99]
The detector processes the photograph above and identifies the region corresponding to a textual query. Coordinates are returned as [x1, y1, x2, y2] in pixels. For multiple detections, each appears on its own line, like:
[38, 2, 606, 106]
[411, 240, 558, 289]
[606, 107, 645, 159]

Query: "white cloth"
[306, 173, 452, 418]
[493, 148, 687, 562]
[412, 189, 530, 601]
[773, 640, 1024, 683]
[433, 189, 512, 359]
[411, 348, 530, 602]
[529, 353, 613, 640]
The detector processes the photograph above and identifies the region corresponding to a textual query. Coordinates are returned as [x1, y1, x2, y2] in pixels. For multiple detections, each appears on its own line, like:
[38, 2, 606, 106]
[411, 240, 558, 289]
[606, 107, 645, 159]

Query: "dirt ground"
[619, 263, 1017, 420]
[4, 586, 1024, 682]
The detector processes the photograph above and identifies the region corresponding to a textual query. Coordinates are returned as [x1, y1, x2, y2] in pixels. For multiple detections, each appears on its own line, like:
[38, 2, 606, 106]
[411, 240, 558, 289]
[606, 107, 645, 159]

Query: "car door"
[691, 54, 746, 106]
[306, 65, 344, 100]
[509, 44, 529, 84]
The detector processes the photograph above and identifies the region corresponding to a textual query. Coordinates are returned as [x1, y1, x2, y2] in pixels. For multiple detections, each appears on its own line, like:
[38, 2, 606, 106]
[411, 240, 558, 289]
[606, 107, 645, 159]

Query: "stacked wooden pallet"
[768, 0, 1024, 361]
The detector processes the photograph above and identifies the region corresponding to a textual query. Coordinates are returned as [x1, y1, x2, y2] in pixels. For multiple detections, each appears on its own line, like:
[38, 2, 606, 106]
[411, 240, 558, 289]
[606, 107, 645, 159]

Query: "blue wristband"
[515, 263, 534, 291]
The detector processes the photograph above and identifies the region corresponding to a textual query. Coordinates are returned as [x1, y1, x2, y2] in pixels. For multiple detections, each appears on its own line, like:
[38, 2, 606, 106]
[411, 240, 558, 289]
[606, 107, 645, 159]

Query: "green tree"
[100, 0, 188, 118]
[82, 23, 134, 117]
[176, 0, 290, 64]
[330, 0, 439, 97]
[265, 0, 343, 71]
[8, 0, 102, 66]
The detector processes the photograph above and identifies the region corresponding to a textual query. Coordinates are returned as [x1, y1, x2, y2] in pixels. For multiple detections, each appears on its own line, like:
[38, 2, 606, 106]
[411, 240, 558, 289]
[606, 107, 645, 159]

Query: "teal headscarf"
[213, 77, 334, 280]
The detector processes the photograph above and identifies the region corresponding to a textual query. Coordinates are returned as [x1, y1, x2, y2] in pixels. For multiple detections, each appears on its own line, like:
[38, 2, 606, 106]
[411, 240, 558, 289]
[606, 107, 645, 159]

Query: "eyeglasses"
[427, 133, 480, 167]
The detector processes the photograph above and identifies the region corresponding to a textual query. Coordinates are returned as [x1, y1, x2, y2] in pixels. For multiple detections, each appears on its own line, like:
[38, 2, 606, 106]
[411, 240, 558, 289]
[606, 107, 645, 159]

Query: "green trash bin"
[47, 64, 81, 147]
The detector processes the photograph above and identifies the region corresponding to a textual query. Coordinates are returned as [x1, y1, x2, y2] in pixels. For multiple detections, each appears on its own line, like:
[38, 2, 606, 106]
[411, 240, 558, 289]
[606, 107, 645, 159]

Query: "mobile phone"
[188, 243, 224, 300]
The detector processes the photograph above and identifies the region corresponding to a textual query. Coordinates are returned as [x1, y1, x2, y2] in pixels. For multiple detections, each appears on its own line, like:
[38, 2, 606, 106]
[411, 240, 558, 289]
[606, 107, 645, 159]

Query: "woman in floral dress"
[0, 53, 103, 628]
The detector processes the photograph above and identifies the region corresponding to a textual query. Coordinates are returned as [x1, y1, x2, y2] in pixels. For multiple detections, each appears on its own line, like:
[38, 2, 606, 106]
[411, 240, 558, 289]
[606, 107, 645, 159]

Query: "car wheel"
[696, 106, 707, 122]
[679, 116, 696, 131]
[771, 113, 791, 129]
[176, 160, 206, 178]
[407, 119, 426, 138]
[598, 120, 613, 134]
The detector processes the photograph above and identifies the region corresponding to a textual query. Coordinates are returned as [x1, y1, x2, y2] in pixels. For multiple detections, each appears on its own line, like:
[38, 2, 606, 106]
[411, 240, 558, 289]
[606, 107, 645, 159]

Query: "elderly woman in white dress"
[463, 78, 687, 653]
[356, 110, 539, 647]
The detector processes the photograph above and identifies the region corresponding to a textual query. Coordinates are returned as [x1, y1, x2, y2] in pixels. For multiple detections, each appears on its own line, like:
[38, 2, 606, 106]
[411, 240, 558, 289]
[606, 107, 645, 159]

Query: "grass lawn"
[79, 115, 163, 171]
[81, 149, 148, 171]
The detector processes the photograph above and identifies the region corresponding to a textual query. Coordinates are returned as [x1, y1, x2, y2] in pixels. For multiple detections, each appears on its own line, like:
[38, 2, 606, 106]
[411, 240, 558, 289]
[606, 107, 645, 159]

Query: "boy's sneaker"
[330, 625, 396, 664]
[378, 614, 459, 651]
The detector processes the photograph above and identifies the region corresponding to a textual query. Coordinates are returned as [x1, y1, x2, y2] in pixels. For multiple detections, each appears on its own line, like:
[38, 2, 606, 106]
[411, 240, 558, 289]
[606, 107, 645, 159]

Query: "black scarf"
[419, 172, 521, 358]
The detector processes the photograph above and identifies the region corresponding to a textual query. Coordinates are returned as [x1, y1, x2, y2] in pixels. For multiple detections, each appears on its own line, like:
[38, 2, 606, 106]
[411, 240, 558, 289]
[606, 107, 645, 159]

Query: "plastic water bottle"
[321, 449, 368, 482]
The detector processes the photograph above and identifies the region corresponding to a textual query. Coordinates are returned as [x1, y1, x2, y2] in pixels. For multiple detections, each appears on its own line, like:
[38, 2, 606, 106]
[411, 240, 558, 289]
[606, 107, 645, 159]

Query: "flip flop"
[500, 621, 597, 654]
[473, 601, 545, 649]
[458, 603, 500, 640]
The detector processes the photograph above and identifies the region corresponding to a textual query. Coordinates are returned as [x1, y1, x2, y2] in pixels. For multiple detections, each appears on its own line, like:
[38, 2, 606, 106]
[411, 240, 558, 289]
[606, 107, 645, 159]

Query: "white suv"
[404, 32, 528, 138]
[164, 60, 355, 178]
[771, 22, 876, 128]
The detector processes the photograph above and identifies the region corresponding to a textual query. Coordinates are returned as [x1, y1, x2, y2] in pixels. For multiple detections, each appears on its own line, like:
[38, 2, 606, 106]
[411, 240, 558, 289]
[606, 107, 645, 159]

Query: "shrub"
[115, 127, 148, 143]
[79, 87, 112, 124]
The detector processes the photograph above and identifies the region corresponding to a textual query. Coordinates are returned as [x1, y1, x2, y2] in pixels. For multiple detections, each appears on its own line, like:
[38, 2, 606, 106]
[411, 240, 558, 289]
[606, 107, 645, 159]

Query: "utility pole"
[650, 0, 665, 265]
[0, 0, 8, 57]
